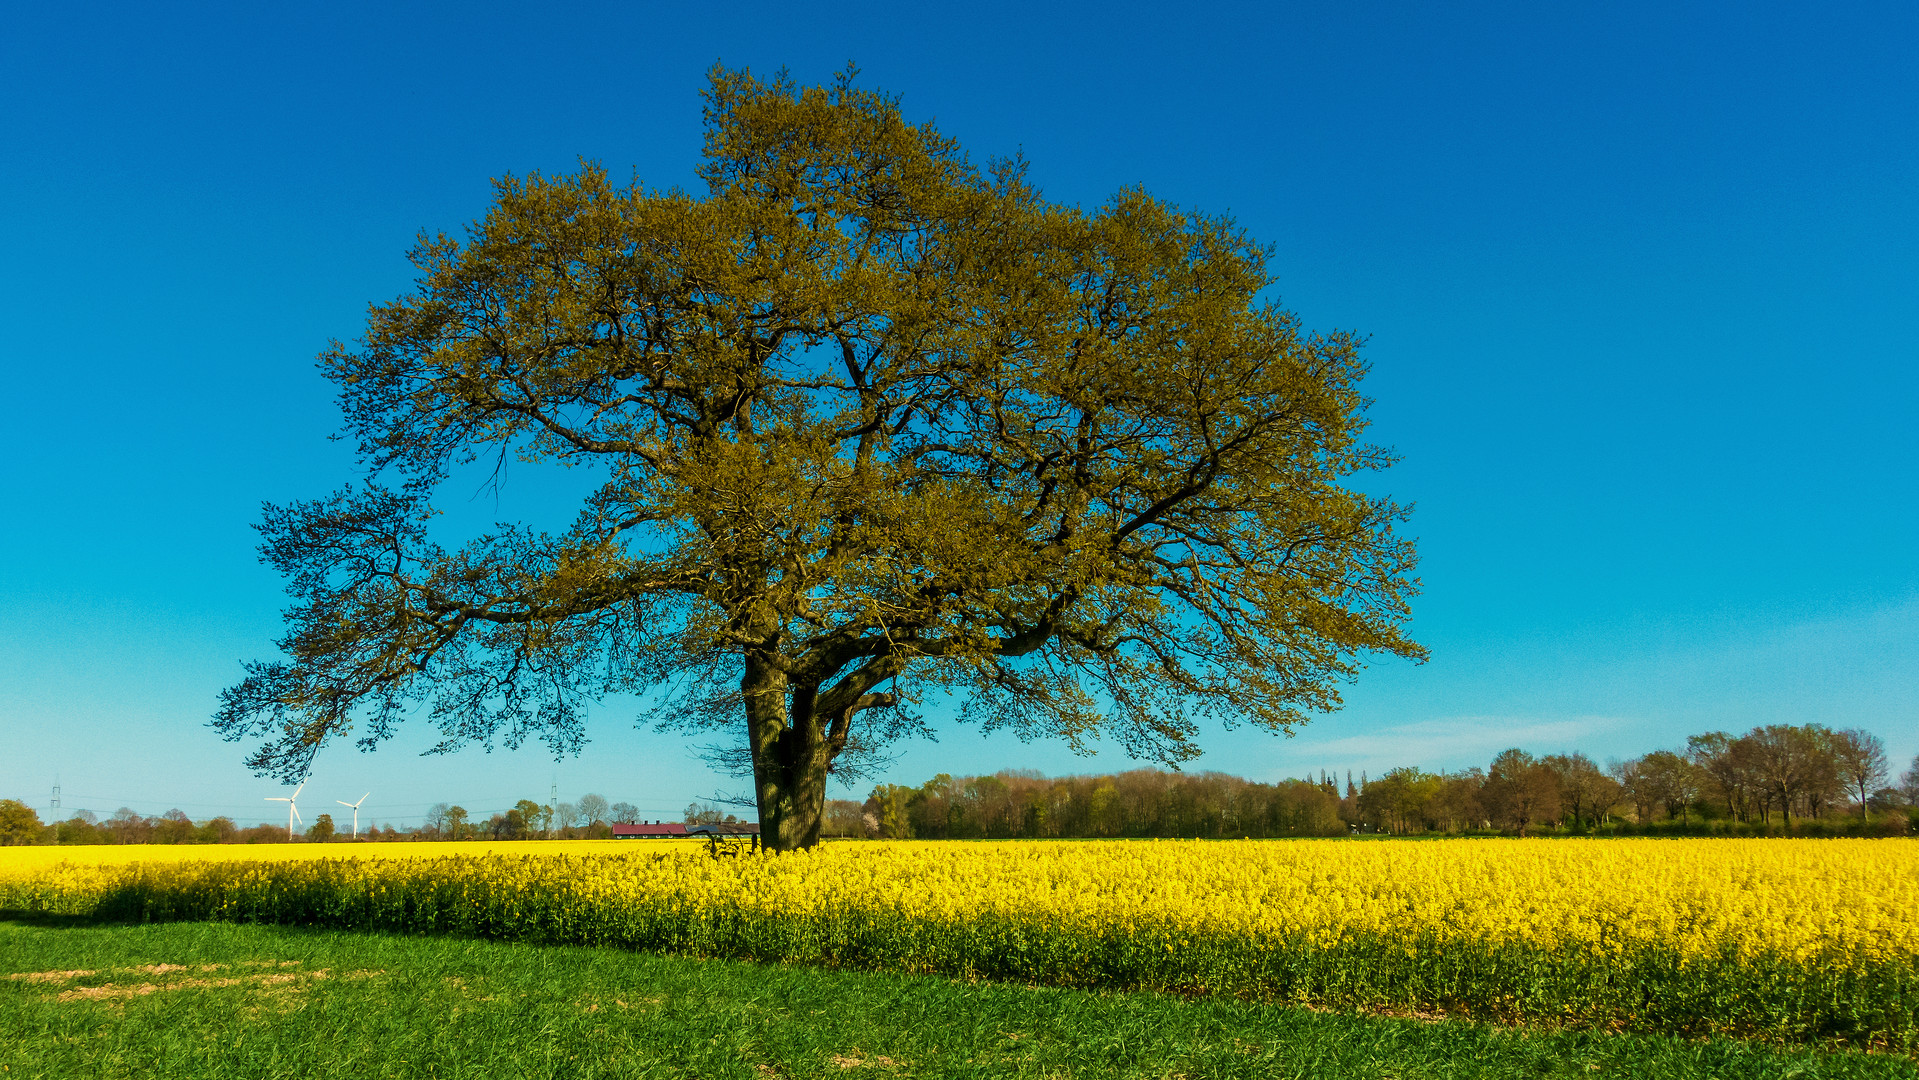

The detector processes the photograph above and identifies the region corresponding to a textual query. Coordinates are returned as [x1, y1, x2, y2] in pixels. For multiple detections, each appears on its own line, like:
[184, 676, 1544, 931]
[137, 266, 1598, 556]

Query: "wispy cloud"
[1264, 715, 1640, 779]
[1251, 594, 1919, 782]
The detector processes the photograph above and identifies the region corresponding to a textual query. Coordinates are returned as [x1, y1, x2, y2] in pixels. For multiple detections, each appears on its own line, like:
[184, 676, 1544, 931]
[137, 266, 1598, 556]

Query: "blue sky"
[2, 2, 1914, 827]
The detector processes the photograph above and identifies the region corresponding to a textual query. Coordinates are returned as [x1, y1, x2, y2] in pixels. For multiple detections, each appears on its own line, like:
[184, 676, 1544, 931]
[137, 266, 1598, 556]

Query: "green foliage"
[0, 799, 43, 846]
[4, 921, 1905, 1080]
[5, 855, 1912, 1051]
[305, 813, 335, 842]
[870, 784, 916, 838]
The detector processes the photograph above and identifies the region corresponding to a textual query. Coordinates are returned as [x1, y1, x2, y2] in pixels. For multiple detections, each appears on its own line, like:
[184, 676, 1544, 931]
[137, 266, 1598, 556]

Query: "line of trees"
[0, 792, 735, 846]
[832, 726, 1919, 840]
[414, 796, 622, 842]
[1, 807, 295, 846]
[412, 797, 741, 840]
[5, 725, 1914, 846]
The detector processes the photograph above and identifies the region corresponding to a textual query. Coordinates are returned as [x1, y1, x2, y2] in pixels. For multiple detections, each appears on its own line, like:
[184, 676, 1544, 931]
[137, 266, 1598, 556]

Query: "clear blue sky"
[2, 2, 1914, 827]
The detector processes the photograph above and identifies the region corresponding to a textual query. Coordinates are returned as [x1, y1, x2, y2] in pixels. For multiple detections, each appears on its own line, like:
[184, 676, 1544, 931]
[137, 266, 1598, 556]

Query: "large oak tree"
[215, 68, 1425, 850]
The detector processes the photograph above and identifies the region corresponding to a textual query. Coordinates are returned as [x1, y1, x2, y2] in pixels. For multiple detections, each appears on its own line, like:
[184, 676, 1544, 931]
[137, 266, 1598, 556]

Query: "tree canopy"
[214, 67, 1424, 849]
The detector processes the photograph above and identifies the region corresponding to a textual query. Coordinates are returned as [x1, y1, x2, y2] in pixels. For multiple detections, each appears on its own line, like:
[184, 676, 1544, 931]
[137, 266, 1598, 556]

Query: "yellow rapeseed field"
[649, 838, 1919, 962]
[3, 838, 1912, 963]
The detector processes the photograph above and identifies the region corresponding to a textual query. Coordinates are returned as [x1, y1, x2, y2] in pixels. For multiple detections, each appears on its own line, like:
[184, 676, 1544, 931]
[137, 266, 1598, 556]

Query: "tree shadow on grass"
[0, 910, 126, 929]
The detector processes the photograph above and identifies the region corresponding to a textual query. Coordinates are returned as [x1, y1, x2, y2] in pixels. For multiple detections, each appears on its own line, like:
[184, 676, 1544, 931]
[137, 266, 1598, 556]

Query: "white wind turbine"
[336, 792, 370, 839]
[266, 780, 305, 841]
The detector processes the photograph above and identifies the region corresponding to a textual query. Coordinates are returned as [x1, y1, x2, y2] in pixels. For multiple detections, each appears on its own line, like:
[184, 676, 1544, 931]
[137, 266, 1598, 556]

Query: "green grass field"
[2, 919, 1913, 1080]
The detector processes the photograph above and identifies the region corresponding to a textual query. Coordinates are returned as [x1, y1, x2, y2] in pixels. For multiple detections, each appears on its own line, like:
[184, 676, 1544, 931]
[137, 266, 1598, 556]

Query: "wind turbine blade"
[291, 805, 303, 824]
[292, 780, 306, 799]
[338, 800, 353, 808]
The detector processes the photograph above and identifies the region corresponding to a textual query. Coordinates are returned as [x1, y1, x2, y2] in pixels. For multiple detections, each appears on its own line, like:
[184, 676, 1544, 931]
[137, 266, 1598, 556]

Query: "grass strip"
[2, 919, 1915, 1080]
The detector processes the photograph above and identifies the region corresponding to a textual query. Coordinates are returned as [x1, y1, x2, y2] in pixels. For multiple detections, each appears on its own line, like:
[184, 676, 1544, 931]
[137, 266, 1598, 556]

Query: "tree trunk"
[743, 654, 832, 851]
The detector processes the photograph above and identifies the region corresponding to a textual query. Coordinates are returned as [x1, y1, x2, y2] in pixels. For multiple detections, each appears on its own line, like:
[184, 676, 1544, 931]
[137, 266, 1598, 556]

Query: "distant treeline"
[832, 725, 1919, 840]
[5, 723, 1915, 846]
[0, 795, 735, 847]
